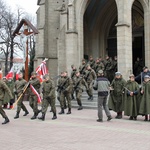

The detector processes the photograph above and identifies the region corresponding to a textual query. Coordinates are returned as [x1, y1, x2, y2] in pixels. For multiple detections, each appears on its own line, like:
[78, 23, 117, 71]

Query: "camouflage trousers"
[57, 92, 66, 107]
[29, 95, 39, 114]
[0, 100, 7, 118]
[60, 92, 71, 109]
[86, 82, 93, 96]
[16, 95, 28, 113]
[75, 90, 82, 106]
[41, 97, 56, 114]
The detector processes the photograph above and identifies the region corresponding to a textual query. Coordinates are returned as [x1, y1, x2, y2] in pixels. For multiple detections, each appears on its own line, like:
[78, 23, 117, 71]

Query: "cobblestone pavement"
[1, 101, 150, 150]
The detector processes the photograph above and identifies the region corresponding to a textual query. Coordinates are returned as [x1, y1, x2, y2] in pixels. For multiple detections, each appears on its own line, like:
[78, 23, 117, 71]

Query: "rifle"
[12, 82, 30, 109]
[84, 70, 91, 81]
[57, 77, 69, 93]
[73, 76, 85, 91]
[79, 65, 86, 75]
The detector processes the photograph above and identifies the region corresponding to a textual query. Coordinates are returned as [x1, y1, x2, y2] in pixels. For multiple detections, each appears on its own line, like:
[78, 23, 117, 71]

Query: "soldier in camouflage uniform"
[57, 72, 67, 109]
[84, 64, 97, 100]
[38, 74, 57, 121]
[94, 58, 105, 75]
[28, 72, 41, 120]
[79, 59, 87, 75]
[14, 72, 29, 119]
[0, 79, 13, 124]
[59, 71, 73, 114]
[70, 65, 77, 100]
[88, 56, 95, 70]
[104, 55, 113, 82]
[74, 72, 88, 110]
[7, 77, 15, 109]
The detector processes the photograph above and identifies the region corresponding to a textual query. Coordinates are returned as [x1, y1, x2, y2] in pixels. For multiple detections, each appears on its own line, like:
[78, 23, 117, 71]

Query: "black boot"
[2, 117, 10, 125]
[52, 113, 57, 120]
[58, 108, 64, 114]
[66, 108, 71, 114]
[38, 113, 45, 121]
[23, 111, 29, 116]
[107, 116, 112, 121]
[14, 112, 19, 119]
[78, 106, 83, 110]
[31, 113, 37, 120]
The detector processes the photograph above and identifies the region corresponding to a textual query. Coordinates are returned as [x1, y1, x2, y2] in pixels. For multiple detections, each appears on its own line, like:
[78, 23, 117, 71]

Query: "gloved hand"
[10, 99, 15, 103]
[14, 91, 18, 95]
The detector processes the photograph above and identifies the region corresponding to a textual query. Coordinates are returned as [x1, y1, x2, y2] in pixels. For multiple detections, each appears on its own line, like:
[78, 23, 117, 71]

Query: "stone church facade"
[36, 0, 150, 79]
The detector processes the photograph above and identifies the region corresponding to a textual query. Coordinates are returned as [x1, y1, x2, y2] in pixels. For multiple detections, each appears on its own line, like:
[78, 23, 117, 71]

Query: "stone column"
[65, 0, 78, 74]
[144, 6, 150, 68]
[115, 0, 134, 79]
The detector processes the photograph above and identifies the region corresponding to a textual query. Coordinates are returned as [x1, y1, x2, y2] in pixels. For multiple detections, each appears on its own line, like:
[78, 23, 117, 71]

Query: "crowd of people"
[0, 55, 150, 125]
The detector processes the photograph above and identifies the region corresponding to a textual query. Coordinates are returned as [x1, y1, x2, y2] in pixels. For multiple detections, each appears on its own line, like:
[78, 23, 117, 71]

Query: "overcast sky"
[5, 0, 39, 16]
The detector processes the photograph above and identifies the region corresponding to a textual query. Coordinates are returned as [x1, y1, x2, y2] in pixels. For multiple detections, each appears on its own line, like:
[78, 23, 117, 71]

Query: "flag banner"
[6, 67, 14, 79]
[36, 59, 48, 82]
[30, 84, 42, 103]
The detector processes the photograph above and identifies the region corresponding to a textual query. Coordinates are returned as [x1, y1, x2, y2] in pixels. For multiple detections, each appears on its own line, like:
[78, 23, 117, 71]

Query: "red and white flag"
[15, 70, 20, 80]
[36, 59, 48, 82]
[30, 85, 42, 103]
[6, 67, 14, 79]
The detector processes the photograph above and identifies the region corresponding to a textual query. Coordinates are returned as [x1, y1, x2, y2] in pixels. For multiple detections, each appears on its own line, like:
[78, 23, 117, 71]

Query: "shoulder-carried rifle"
[80, 65, 85, 74]
[57, 77, 69, 93]
[74, 76, 85, 91]
[12, 82, 30, 109]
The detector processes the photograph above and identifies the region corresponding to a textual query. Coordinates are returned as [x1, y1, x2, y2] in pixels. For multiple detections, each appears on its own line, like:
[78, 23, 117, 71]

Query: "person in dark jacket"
[93, 70, 112, 122]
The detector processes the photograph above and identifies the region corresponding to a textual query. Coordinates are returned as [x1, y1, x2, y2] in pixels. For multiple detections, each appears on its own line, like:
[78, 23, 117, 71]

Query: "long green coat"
[139, 81, 150, 115]
[108, 77, 126, 112]
[124, 80, 139, 116]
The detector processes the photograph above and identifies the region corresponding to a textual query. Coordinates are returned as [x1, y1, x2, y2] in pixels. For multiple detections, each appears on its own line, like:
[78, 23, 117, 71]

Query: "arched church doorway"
[83, 0, 117, 61]
[132, 0, 145, 76]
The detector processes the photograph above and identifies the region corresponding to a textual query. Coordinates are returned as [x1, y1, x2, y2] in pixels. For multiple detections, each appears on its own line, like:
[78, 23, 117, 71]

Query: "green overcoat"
[139, 81, 150, 115]
[108, 77, 126, 112]
[124, 80, 139, 116]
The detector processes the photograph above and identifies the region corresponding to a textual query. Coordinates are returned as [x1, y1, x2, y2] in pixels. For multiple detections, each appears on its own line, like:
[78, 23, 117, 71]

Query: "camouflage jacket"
[0, 80, 13, 100]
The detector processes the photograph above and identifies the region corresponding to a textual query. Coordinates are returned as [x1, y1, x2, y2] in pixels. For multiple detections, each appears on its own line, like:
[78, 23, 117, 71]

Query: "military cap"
[143, 66, 148, 70]
[31, 71, 37, 76]
[115, 72, 121, 76]
[71, 64, 74, 68]
[129, 74, 135, 78]
[98, 70, 103, 74]
[144, 75, 150, 78]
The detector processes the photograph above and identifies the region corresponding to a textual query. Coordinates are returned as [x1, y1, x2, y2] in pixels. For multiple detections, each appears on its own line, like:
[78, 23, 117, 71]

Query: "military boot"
[31, 113, 37, 120]
[23, 111, 29, 116]
[78, 106, 83, 110]
[66, 108, 71, 114]
[117, 112, 122, 119]
[58, 108, 64, 114]
[14, 112, 20, 119]
[2, 117, 10, 125]
[52, 113, 57, 120]
[38, 113, 45, 121]
[144, 115, 148, 121]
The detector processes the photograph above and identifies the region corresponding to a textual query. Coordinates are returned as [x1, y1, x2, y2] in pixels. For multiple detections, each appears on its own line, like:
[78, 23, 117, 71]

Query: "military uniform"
[0, 80, 13, 124]
[7, 79, 15, 109]
[124, 76, 139, 120]
[39, 77, 57, 120]
[108, 73, 126, 119]
[59, 76, 73, 114]
[70, 68, 77, 100]
[79, 59, 87, 75]
[88, 59, 95, 70]
[28, 77, 41, 119]
[14, 78, 29, 119]
[74, 75, 88, 110]
[84, 67, 96, 100]
[139, 76, 150, 121]
[94, 61, 104, 75]
[104, 57, 113, 82]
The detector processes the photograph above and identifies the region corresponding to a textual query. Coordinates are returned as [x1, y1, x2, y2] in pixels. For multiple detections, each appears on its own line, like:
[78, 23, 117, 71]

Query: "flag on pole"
[36, 59, 48, 82]
[30, 85, 42, 103]
[6, 67, 14, 79]
[16, 70, 20, 80]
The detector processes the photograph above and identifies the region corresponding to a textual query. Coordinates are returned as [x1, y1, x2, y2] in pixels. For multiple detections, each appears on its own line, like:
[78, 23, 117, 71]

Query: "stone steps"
[56, 90, 98, 109]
